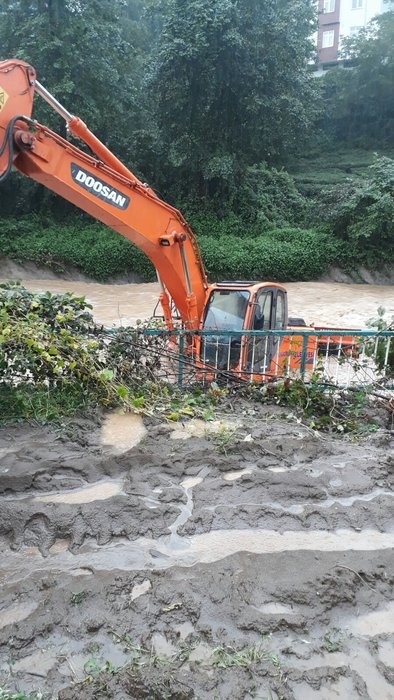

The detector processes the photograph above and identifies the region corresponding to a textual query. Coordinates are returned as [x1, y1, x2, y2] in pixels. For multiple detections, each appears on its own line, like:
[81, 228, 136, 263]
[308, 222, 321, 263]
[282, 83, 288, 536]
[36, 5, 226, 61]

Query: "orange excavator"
[0, 59, 352, 380]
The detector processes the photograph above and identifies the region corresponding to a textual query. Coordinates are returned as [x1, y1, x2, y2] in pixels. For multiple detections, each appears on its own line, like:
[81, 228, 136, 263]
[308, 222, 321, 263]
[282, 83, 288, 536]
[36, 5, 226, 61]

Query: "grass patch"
[211, 642, 281, 669]
[323, 631, 344, 653]
[76, 634, 282, 691]
[70, 590, 89, 606]
[0, 384, 96, 424]
[289, 147, 394, 195]
[0, 691, 43, 700]
[206, 423, 238, 455]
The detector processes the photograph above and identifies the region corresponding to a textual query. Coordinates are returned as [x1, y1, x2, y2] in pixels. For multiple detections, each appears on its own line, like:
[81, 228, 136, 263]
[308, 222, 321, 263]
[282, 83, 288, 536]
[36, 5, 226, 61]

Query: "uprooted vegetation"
[0, 282, 198, 422]
[0, 283, 392, 433]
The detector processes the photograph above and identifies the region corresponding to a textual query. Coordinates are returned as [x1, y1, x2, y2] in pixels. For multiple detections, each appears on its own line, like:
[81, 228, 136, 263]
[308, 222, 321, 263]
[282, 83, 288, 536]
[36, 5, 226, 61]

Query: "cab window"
[203, 290, 249, 331]
[253, 291, 273, 330]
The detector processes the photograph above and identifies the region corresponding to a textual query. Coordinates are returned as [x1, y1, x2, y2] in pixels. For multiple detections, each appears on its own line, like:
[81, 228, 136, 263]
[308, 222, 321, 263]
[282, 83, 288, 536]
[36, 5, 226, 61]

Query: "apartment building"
[317, 0, 394, 69]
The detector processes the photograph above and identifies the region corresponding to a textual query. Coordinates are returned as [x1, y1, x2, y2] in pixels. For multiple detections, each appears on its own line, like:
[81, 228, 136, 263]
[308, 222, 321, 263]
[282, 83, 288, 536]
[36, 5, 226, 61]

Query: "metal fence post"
[300, 334, 308, 380]
[178, 332, 185, 387]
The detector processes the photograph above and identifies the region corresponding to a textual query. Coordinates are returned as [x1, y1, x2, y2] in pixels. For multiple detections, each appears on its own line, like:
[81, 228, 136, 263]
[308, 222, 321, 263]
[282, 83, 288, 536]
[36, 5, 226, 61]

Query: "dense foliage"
[0, 283, 116, 402]
[0, 284, 223, 422]
[143, 0, 317, 198]
[0, 218, 156, 281]
[0, 283, 159, 419]
[0, 2, 393, 279]
[317, 156, 394, 262]
[199, 228, 339, 281]
[0, 0, 139, 147]
[0, 218, 341, 282]
[0, 0, 143, 217]
[320, 12, 394, 147]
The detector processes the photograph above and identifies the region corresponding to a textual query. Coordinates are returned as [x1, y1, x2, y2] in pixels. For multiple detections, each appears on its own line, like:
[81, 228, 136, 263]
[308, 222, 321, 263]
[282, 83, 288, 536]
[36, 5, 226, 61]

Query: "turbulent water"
[1, 278, 393, 327]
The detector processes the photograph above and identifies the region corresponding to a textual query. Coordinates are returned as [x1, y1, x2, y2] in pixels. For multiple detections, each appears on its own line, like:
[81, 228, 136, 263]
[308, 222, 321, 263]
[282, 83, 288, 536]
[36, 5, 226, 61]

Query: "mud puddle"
[350, 601, 394, 637]
[223, 468, 253, 481]
[0, 601, 38, 630]
[293, 644, 394, 700]
[1, 527, 393, 584]
[101, 411, 147, 453]
[33, 480, 124, 504]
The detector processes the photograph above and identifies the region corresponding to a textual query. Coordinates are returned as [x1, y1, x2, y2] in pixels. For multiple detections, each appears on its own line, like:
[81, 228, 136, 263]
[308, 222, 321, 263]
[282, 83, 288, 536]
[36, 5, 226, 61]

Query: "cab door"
[246, 287, 287, 375]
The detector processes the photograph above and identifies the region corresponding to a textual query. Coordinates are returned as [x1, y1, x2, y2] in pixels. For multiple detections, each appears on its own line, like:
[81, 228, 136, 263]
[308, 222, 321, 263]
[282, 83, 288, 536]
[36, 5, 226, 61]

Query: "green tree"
[144, 0, 319, 200]
[320, 11, 394, 146]
[0, 1, 137, 141]
[320, 157, 394, 257]
[0, 0, 143, 215]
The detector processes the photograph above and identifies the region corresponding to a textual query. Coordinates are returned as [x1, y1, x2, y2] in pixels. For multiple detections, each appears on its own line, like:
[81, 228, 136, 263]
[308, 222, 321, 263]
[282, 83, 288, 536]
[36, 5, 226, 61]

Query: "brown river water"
[1, 278, 393, 327]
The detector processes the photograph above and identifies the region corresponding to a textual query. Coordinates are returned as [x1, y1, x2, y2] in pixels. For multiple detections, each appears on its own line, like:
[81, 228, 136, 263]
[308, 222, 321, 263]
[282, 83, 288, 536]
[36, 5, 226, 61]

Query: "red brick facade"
[317, 0, 341, 66]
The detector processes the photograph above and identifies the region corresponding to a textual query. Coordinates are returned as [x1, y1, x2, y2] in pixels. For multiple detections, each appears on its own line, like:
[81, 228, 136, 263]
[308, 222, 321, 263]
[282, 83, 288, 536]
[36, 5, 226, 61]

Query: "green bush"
[199, 228, 340, 281]
[181, 163, 310, 233]
[0, 217, 156, 281]
[237, 163, 311, 227]
[0, 216, 344, 283]
[0, 283, 110, 399]
[1, 156, 391, 282]
[0, 285, 221, 424]
[187, 211, 260, 239]
[0, 284, 164, 422]
[317, 157, 394, 259]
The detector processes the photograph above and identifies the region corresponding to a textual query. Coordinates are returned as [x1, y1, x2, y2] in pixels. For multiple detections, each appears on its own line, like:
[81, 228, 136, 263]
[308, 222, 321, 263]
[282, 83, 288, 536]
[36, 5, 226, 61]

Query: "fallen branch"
[332, 563, 390, 599]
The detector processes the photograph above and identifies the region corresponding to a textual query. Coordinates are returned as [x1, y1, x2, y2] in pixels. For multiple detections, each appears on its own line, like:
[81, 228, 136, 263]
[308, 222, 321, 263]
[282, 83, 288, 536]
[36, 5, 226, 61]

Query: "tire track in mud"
[0, 405, 393, 699]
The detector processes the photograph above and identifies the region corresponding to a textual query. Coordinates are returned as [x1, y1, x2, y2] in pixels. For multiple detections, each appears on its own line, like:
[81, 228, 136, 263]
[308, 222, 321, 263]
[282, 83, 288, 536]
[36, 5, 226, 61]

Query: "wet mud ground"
[0, 404, 393, 699]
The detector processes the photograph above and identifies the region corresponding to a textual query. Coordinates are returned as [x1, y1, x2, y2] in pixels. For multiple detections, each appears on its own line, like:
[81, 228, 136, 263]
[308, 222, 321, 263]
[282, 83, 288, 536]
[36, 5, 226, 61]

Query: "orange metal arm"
[0, 59, 208, 329]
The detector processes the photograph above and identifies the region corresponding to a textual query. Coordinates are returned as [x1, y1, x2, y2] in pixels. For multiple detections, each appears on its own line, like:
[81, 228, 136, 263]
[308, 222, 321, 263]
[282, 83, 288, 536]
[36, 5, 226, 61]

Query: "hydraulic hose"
[0, 115, 34, 183]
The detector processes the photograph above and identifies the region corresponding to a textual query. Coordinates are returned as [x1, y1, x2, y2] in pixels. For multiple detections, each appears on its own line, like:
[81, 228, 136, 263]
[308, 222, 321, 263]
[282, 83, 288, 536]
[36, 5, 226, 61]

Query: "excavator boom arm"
[0, 59, 208, 329]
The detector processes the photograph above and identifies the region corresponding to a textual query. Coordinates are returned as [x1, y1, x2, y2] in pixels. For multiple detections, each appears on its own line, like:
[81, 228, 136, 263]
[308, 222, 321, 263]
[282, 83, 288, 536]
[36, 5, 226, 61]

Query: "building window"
[322, 29, 335, 48]
[351, 0, 362, 8]
[323, 0, 335, 12]
[349, 25, 361, 34]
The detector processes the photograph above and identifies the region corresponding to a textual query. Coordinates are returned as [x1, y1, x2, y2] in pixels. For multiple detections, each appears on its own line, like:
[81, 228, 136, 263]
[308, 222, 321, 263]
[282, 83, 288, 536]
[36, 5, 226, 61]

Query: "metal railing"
[138, 328, 394, 389]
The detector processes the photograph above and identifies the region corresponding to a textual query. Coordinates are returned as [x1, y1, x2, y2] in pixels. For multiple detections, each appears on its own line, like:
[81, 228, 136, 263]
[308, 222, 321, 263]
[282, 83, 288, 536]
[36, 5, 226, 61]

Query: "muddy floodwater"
[0, 277, 393, 699]
[1, 278, 393, 327]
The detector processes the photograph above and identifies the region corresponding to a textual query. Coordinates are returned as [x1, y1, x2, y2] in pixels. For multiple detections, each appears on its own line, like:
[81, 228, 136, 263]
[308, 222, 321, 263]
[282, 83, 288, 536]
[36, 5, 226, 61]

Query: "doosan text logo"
[71, 164, 130, 210]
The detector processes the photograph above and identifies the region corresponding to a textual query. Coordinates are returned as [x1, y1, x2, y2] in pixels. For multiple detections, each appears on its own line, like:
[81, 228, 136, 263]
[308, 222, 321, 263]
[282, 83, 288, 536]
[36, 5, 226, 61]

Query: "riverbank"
[1, 213, 392, 287]
[1, 254, 394, 287]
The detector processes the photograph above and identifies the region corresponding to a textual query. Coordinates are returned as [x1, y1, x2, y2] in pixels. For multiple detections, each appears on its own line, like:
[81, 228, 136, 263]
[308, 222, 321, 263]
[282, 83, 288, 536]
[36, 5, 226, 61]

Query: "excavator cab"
[199, 282, 289, 377]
